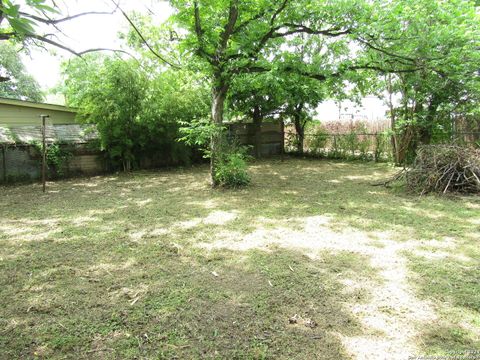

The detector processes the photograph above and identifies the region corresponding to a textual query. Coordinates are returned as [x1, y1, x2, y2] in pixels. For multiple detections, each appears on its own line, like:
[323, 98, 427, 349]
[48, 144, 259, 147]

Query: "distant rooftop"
[0, 97, 77, 114]
[0, 124, 98, 145]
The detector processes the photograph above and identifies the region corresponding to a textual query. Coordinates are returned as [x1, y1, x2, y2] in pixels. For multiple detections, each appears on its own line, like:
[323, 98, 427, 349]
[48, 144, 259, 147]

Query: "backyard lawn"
[0, 158, 479, 359]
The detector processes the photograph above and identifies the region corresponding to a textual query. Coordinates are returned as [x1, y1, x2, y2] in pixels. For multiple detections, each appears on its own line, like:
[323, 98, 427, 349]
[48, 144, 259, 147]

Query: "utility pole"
[40, 115, 50, 193]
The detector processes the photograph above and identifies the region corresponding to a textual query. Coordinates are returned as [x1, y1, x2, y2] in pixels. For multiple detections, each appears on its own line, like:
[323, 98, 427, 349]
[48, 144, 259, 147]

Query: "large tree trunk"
[294, 116, 305, 155]
[252, 106, 263, 159]
[210, 81, 229, 186]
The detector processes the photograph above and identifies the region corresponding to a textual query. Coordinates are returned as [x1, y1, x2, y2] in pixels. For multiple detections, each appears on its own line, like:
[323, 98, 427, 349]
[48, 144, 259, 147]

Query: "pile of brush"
[406, 145, 480, 194]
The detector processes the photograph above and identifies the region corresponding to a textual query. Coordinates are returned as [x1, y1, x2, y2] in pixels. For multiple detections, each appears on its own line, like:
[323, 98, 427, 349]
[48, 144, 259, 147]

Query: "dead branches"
[383, 145, 480, 195]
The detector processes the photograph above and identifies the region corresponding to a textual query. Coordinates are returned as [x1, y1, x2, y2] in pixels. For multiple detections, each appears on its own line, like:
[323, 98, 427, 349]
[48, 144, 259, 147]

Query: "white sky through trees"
[20, 0, 388, 122]
[22, 0, 171, 91]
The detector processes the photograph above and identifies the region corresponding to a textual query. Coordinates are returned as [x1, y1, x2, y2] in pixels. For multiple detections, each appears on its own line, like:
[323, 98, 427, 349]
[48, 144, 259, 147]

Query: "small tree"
[363, 0, 480, 164]
[63, 56, 147, 171]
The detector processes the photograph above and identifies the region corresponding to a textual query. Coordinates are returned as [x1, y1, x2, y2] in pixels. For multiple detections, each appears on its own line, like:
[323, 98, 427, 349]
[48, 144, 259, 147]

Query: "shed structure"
[0, 97, 103, 183]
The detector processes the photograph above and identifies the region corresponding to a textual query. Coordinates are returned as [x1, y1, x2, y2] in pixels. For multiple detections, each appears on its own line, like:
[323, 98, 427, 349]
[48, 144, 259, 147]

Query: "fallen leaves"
[288, 314, 318, 329]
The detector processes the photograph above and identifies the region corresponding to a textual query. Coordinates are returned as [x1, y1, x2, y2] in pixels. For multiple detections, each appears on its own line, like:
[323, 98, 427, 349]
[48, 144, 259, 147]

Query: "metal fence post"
[40, 115, 50, 193]
[1, 145, 6, 183]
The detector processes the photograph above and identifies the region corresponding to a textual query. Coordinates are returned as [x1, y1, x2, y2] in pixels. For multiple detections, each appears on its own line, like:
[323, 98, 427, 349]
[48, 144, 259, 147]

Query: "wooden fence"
[228, 122, 284, 157]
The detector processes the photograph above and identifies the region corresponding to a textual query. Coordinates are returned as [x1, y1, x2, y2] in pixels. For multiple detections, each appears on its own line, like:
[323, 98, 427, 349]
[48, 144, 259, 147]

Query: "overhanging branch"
[113, 1, 180, 69]
[18, 7, 119, 25]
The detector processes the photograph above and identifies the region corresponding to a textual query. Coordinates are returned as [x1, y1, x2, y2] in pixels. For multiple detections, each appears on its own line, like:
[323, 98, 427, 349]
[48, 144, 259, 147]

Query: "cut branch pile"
[404, 145, 480, 195]
[375, 145, 480, 195]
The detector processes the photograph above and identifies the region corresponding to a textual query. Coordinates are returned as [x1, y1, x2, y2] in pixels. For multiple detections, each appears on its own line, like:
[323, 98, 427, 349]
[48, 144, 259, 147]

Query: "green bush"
[214, 151, 251, 188]
[337, 131, 358, 159]
[374, 132, 393, 162]
[46, 143, 73, 177]
[307, 127, 329, 155]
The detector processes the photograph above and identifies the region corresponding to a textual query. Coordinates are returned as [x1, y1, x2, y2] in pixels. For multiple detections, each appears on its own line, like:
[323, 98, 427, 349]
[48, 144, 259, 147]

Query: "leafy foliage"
[61, 54, 210, 171]
[30, 141, 73, 178]
[63, 56, 146, 171]
[0, 42, 43, 101]
[365, 0, 480, 163]
[214, 141, 251, 188]
[0, 0, 54, 36]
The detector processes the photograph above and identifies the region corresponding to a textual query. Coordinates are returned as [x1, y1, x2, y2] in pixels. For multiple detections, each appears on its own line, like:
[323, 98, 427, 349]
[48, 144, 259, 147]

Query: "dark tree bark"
[252, 105, 263, 159]
[293, 103, 305, 154]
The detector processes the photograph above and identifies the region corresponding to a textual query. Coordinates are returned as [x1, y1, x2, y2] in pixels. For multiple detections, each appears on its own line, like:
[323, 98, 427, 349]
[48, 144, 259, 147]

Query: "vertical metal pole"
[40, 115, 49, 193]
[333, 135, 337, 157]
[2, 145, 6, 183]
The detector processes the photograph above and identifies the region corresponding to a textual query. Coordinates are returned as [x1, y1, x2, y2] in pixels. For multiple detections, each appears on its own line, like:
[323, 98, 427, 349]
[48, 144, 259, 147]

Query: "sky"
[20, 0, 389, 122]
[21, 0, 172, 92]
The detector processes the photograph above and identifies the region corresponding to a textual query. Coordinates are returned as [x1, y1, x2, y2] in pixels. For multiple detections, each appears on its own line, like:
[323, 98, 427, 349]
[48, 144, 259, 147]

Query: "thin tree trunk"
[2, 145, 6, 183]
[293, 103, 305, 155]
[210, 81, 229, 186]
[386, 74, 400, 164]
[253, 106, 263, 159]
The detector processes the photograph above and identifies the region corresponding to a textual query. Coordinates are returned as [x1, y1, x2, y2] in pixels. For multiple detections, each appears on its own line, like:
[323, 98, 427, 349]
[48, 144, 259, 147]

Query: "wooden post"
[1, 145, 6, 183]
[40, 115, 50, 193]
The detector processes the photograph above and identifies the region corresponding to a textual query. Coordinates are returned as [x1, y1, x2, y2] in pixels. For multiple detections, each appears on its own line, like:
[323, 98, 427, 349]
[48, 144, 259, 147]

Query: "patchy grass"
[0, 158, 479, 359]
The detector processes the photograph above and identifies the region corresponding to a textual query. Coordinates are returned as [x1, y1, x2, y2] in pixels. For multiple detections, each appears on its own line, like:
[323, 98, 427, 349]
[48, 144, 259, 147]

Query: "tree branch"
[193, 1, 215, 64]
[113, 1, 180, 69]
[273, 24, 351, 38]
[77, 48, 135, 57]
[194, 1, 204, 40]
[22, 33, 83, 56]
[218, 0, 239, 52]
[356, 37, 416, 64]
[270, 0, 290, 26]
[1, 32, 137, 61]
[17, 7, 119, 25]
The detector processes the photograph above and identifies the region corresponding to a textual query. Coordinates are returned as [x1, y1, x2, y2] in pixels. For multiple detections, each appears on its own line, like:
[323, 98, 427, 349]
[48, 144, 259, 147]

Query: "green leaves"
[0, 0, 56, 35]
[61, 54, 210, 170]
[7, 17, 35, 34]
[0, 42, 43, 101]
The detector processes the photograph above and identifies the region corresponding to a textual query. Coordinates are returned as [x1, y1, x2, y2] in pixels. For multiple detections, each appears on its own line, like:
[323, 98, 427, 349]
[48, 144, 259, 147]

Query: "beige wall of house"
[0, 98, 77, 126]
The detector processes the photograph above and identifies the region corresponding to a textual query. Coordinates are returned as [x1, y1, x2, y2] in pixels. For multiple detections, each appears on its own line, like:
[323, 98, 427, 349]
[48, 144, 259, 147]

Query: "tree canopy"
[0, 42, 43, 101]
[47, 0, 479, 181]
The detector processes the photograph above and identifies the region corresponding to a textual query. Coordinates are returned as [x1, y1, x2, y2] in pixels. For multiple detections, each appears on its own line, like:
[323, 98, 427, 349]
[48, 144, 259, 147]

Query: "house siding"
[0, 103, 77, 126]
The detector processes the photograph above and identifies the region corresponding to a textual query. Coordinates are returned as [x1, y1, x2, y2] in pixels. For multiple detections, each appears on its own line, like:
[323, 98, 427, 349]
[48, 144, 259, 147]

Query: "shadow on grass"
[407, 252, 480, 354]
[0, 242, 377, 359]
[1, 158, 479, 358]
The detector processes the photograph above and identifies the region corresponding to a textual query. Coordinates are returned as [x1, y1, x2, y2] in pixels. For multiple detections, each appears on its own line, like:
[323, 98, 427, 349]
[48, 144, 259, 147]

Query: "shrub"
[214, 151, 251, 188]
[306, 127, 329, 155]
[180, 121, 251, 188]
[337, 131, 358, 159]
[374, 132, 392, 162]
